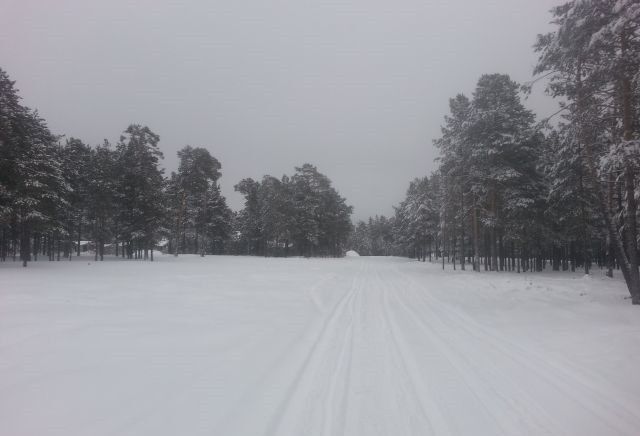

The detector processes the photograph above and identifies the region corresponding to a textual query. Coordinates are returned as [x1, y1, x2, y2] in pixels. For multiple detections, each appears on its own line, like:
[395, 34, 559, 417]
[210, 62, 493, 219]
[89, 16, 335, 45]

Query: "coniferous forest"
[1, 1, 640, 303]
[351, 2, 640, 304]
[0, 72, 353, 263]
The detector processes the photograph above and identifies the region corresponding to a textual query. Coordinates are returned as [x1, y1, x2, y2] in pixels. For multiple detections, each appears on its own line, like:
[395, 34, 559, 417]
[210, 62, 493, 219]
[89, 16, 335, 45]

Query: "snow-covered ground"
[1, 255, 639, 436]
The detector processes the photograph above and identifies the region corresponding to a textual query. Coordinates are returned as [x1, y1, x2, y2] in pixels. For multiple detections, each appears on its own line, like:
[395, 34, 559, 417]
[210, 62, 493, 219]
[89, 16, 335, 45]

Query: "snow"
[345, 250, 360, 257]
[1, 255, 640, 436]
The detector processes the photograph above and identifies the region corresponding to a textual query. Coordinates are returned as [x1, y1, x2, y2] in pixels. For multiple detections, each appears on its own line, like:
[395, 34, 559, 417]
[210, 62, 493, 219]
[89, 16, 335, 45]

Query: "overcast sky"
[1, 0, 562, 220]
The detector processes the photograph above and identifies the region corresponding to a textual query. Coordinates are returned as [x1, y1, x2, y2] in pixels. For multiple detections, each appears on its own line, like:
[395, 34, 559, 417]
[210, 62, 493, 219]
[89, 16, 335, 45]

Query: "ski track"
[2, 256, 640, 436]
[253, 258, 640, 436]
[263, 262, 361, 436]
[387, 264, 640, 436]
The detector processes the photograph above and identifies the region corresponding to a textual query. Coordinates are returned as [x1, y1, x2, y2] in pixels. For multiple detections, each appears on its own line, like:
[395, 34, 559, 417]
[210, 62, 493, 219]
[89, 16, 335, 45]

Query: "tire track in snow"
[387, 269, 579, 434]
[385, 268, 559, 434]
[391, 264, 640, 436]
[370, 267, 450, 436]
[377, 267, 517, 436]
[263, 260, 364, 436]
[267, 259, 446, 436]
[408, 270, 639, 435]
[319, 274, 357, 436]
[213, 269, 350, 434]
[461, 273, 640, 409]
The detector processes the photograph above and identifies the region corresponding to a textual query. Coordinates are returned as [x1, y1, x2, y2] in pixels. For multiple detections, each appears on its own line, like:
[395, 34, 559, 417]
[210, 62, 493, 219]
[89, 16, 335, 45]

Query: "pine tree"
[467, 74, 543, 271]
[87, 140, 117, 261]
[115, 125, 165, 260]
[12, 111, 68, 266]
[234, 178, 263, 255]
[197, 183, 232, 254]
[234, 164, 352, 257]
[435, 94, 473, 269]
[534, 0, 640, 302]
[62, 138, 91, 258]
[169, 145, 223, 255]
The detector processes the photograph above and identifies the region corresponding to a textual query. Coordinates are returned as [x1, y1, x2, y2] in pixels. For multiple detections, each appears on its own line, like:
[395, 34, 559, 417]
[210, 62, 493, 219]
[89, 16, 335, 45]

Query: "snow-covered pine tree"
[470, 74, 543, 271]
[234, 164, 352, 257]
[0, 68, 69, 267]
[169, 145, 223, 255]
[435, 94, 473, 270]
[87, 140, 117, 261]
[295, 164, 352, 257]
[543, 127, 599, 273]
[393, 176, 439, 261]
[61, 138, 91, 258]
[234, 178, 263, 255]
[115, 125, 165, 260]
[535, 0, 640, 303]
[197, 183, 232, 255]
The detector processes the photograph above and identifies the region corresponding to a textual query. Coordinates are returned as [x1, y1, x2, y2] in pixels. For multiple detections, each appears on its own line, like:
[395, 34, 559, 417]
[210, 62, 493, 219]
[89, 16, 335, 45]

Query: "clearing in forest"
[1, 255, 639, 436]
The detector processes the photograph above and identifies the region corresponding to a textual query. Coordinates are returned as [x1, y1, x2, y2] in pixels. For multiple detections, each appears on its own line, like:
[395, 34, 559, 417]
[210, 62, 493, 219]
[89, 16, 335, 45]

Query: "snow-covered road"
[1, 256, 639, 435]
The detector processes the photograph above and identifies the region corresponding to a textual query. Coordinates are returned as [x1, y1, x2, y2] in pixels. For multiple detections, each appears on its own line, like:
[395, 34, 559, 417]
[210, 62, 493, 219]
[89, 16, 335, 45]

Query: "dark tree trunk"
[174, 191, 186, 256]
[472, 206, 480, 271]
[77, 220, 81, 256]
[21, 222, 30, 267]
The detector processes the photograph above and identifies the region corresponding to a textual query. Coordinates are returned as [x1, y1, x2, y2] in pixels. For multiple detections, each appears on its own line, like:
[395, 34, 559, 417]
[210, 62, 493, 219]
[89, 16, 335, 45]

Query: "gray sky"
[1, 0, 561, 221]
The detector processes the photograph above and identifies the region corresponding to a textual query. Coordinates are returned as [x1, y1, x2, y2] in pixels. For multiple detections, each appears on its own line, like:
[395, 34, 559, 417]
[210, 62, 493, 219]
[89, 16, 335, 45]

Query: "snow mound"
[345, 250, 360, 257]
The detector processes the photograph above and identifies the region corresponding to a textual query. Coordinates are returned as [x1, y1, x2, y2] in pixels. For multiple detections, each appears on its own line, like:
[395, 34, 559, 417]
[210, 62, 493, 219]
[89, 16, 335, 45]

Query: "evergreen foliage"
[0, 68, 234, 264]
[1, 0, 638, 303]
[352, 1, 640, 304]
[234, 164, 352, 257]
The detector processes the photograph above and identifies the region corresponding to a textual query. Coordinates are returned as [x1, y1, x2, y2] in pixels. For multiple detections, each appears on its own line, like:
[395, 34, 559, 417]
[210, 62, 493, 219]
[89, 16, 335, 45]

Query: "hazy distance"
[0, 0, 561, 220]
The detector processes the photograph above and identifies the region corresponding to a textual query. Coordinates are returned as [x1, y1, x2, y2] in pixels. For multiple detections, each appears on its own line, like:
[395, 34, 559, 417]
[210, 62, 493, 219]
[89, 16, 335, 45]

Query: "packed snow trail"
[1, 256, 640, 435]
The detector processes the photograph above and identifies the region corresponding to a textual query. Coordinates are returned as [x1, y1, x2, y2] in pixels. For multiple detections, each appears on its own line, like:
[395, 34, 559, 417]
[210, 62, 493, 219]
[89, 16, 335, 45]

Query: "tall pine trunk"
[460, 192, 466, 270]
[21, 221, 30, 267]
[77, 219, 81, 256]
[579, 52, 640, 303]
[174, 191, 186, 256]
[472, 205, 480, 272]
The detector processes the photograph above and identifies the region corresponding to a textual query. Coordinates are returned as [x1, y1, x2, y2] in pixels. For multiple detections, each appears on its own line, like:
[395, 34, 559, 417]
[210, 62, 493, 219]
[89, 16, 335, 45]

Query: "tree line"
[233, 165, 352, 257]
[0, 68, 353, 265]
[350, 1, 640, 304]
[2, 1, 637, 302]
